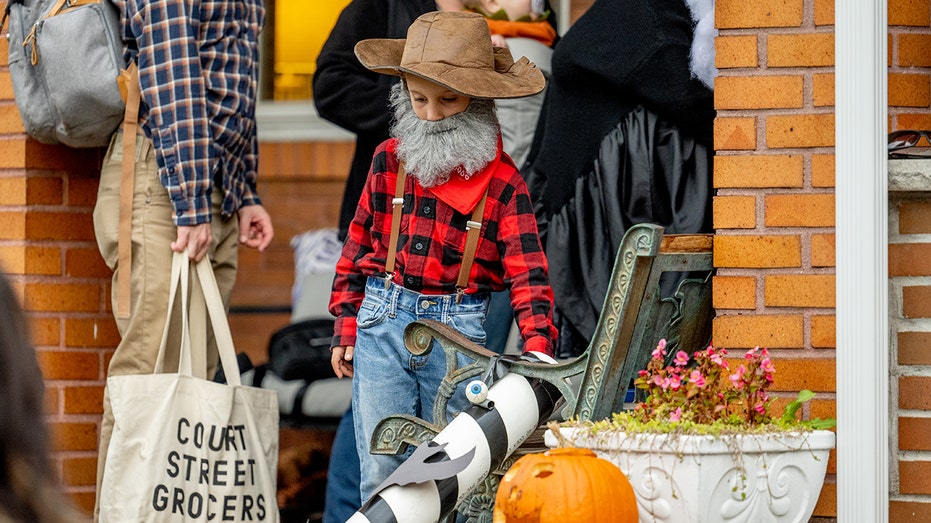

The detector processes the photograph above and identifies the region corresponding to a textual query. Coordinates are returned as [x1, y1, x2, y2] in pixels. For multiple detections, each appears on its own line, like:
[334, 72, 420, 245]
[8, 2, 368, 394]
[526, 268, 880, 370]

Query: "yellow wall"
[276, 0, 351, 73]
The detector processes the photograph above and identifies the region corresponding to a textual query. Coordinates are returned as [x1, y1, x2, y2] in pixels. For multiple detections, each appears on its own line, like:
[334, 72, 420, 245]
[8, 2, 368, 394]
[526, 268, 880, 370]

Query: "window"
[261, 0, 350, 101]
[256, 0, 572, 141]
[256, 0, 352, 141]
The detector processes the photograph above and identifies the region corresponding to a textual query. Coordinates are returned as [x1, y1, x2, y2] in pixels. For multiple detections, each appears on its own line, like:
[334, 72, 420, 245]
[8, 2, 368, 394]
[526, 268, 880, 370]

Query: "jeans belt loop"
[389, 282, 399, 319]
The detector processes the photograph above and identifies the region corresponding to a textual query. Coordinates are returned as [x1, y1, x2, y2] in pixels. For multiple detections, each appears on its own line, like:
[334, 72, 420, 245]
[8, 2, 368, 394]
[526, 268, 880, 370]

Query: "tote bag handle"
[153, 251, 242, 387]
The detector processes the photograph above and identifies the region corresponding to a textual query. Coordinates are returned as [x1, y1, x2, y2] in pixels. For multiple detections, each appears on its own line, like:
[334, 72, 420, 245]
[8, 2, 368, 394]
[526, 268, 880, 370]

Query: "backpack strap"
[116, 62, 140, 319]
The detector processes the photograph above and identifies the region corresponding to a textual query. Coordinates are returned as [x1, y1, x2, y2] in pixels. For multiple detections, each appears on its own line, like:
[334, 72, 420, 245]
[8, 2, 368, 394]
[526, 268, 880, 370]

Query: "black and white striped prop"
[346, 365, 562, 523]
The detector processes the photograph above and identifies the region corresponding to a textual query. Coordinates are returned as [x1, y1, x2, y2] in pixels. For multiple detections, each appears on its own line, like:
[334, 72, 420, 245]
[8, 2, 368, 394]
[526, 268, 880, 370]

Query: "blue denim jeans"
[322, 406, 360, 523]
[352, 276, 488, 503]
[483, 290, 513, 354]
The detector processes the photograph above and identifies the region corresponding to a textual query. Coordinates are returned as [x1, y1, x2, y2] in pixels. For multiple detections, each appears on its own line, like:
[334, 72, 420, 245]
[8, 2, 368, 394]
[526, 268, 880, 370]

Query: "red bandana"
[426, 153, 500, 214]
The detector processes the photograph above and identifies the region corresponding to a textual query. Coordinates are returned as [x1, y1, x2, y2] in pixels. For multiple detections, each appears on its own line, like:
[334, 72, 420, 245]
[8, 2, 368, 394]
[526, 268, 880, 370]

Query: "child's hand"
[331, 345, 354, 379]
[491, 34, 509, 48]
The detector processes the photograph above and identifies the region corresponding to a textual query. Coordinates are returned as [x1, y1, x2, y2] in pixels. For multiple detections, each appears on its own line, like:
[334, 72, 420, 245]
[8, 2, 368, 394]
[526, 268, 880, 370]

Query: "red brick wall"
[712, 0, 837, 517]
[891, 193, 931, 519]
[882, 1, 931, 520]
[0, 16, 113, 513]
[889, 0, 931, 130]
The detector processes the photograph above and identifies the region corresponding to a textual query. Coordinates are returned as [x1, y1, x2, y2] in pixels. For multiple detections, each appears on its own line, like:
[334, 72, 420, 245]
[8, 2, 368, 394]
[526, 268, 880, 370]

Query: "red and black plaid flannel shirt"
[329, 138, 557, 356]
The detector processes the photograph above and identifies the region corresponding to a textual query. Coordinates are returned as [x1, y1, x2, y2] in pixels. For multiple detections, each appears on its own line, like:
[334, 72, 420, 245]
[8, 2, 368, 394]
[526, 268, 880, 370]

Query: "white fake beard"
[683, 0, 717, 89]
[389, 82, 500, 188]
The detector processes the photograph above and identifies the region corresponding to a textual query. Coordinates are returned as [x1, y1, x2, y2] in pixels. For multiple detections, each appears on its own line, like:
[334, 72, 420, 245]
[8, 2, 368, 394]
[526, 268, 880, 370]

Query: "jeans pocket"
[448, 311, 487, 346]
[356, 294, 389, 330]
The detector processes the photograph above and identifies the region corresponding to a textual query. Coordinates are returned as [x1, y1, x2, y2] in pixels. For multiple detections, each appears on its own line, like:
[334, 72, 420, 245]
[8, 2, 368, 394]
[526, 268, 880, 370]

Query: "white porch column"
[835, 0, 889, 521]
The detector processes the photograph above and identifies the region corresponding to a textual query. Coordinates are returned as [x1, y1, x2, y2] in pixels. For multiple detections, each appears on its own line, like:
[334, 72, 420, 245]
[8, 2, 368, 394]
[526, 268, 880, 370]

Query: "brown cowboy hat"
[354, 11, 545, 99]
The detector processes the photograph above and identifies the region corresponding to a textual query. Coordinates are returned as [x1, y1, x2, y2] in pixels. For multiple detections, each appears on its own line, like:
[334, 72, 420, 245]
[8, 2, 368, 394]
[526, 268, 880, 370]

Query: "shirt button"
[415, 242, 424, 250]
[406, 276, 414, 285]
[423, 206, 431, 214]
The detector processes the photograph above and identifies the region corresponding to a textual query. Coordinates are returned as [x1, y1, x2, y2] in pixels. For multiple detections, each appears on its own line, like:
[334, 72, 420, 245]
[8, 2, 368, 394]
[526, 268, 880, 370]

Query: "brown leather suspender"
[383, 162, 406, 279]
[384, 162, 488, 298]
[457, 193, 487, 290]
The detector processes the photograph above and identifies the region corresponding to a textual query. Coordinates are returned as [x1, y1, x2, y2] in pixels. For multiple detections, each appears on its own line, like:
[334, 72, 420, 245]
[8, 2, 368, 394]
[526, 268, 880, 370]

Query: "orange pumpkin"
[493, 447, 639, 522]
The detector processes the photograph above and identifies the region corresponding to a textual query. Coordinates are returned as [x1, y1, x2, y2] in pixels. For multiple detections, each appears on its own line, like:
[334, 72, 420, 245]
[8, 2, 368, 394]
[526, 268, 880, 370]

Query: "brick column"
[890, 189, 931, 519]
[712, 0, 837, 518]
[0, 21, 115, 514]
[888, 0, 931, 518]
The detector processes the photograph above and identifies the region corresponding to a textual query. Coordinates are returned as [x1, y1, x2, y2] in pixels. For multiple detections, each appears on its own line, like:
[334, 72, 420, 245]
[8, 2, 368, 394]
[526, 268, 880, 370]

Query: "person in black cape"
[521, 0, 717, 358]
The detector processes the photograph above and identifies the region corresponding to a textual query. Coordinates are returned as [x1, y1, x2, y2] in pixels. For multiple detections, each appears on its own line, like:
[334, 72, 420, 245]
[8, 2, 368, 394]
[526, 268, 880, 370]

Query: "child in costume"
[437, 0, 557, 358]
[327, 10, 557, 503]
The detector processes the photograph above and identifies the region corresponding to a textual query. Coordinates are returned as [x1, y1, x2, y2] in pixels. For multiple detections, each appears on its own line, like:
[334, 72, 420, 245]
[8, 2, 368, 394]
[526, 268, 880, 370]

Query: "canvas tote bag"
[99, 252, 280, 522]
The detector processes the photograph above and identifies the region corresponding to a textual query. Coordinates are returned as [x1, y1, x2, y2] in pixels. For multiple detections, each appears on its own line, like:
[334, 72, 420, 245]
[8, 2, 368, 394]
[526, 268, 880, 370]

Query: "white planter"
[544, 427, 835, 523]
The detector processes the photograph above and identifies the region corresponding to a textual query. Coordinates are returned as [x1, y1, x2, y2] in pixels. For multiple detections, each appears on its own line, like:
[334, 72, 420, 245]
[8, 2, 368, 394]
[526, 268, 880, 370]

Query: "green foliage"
[781, 390, 836, 430]
[579, 340, 836, 435]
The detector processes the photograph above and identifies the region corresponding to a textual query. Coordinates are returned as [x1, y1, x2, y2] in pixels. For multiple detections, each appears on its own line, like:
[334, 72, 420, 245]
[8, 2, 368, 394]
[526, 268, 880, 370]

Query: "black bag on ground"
[267, 318, 335, 381]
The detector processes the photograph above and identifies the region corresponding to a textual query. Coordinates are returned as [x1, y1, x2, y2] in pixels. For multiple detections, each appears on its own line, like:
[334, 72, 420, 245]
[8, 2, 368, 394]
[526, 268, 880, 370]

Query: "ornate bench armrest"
[406, 319, 588, 423]
[371, 319, 591, 458]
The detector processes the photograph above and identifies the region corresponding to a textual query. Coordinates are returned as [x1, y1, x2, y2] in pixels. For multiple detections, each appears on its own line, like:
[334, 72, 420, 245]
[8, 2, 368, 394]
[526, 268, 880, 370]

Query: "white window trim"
[255, 100, 354, 143]
[836, 0, 889, 521]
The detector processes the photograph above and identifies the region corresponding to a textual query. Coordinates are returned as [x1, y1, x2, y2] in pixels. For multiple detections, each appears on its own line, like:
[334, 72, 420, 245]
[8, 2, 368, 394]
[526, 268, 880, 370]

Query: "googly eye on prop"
[466, 380, 489, 404]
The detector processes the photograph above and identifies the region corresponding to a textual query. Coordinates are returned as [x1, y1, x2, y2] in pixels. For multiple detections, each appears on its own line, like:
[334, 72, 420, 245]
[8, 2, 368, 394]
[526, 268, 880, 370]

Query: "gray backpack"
[2, 0, 126, 148]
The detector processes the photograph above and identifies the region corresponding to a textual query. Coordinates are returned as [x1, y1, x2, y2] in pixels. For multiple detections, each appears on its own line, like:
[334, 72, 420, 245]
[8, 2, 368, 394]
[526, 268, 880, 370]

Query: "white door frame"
[835, 0, 890, 521]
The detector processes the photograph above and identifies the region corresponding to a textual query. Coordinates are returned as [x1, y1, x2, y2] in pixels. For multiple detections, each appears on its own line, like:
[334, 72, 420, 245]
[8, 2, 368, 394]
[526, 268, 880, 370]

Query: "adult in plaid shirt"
[91, 0, 273, 518]
[327, 11, 557, 504]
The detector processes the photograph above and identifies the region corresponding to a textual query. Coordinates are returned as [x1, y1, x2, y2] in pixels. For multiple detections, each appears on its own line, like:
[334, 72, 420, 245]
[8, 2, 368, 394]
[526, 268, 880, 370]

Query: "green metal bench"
[369, 223, 714, 522]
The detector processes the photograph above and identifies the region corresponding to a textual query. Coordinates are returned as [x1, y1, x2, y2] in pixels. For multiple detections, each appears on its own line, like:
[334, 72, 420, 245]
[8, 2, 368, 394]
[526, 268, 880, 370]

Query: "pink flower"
[689, 370, 706, 388]
[674, 351, 689, 367]
[653, 339, 668, 359]
[761, 357, 775, 374]
[669, 374, 682, 390]
[730, 365, 747, 388]
[632, 342, 781, 427]
[669, 407, 682, 422]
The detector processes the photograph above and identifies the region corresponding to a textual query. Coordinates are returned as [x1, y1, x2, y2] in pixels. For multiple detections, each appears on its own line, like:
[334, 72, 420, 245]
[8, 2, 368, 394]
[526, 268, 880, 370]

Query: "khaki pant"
[91, 133, 240, 521]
